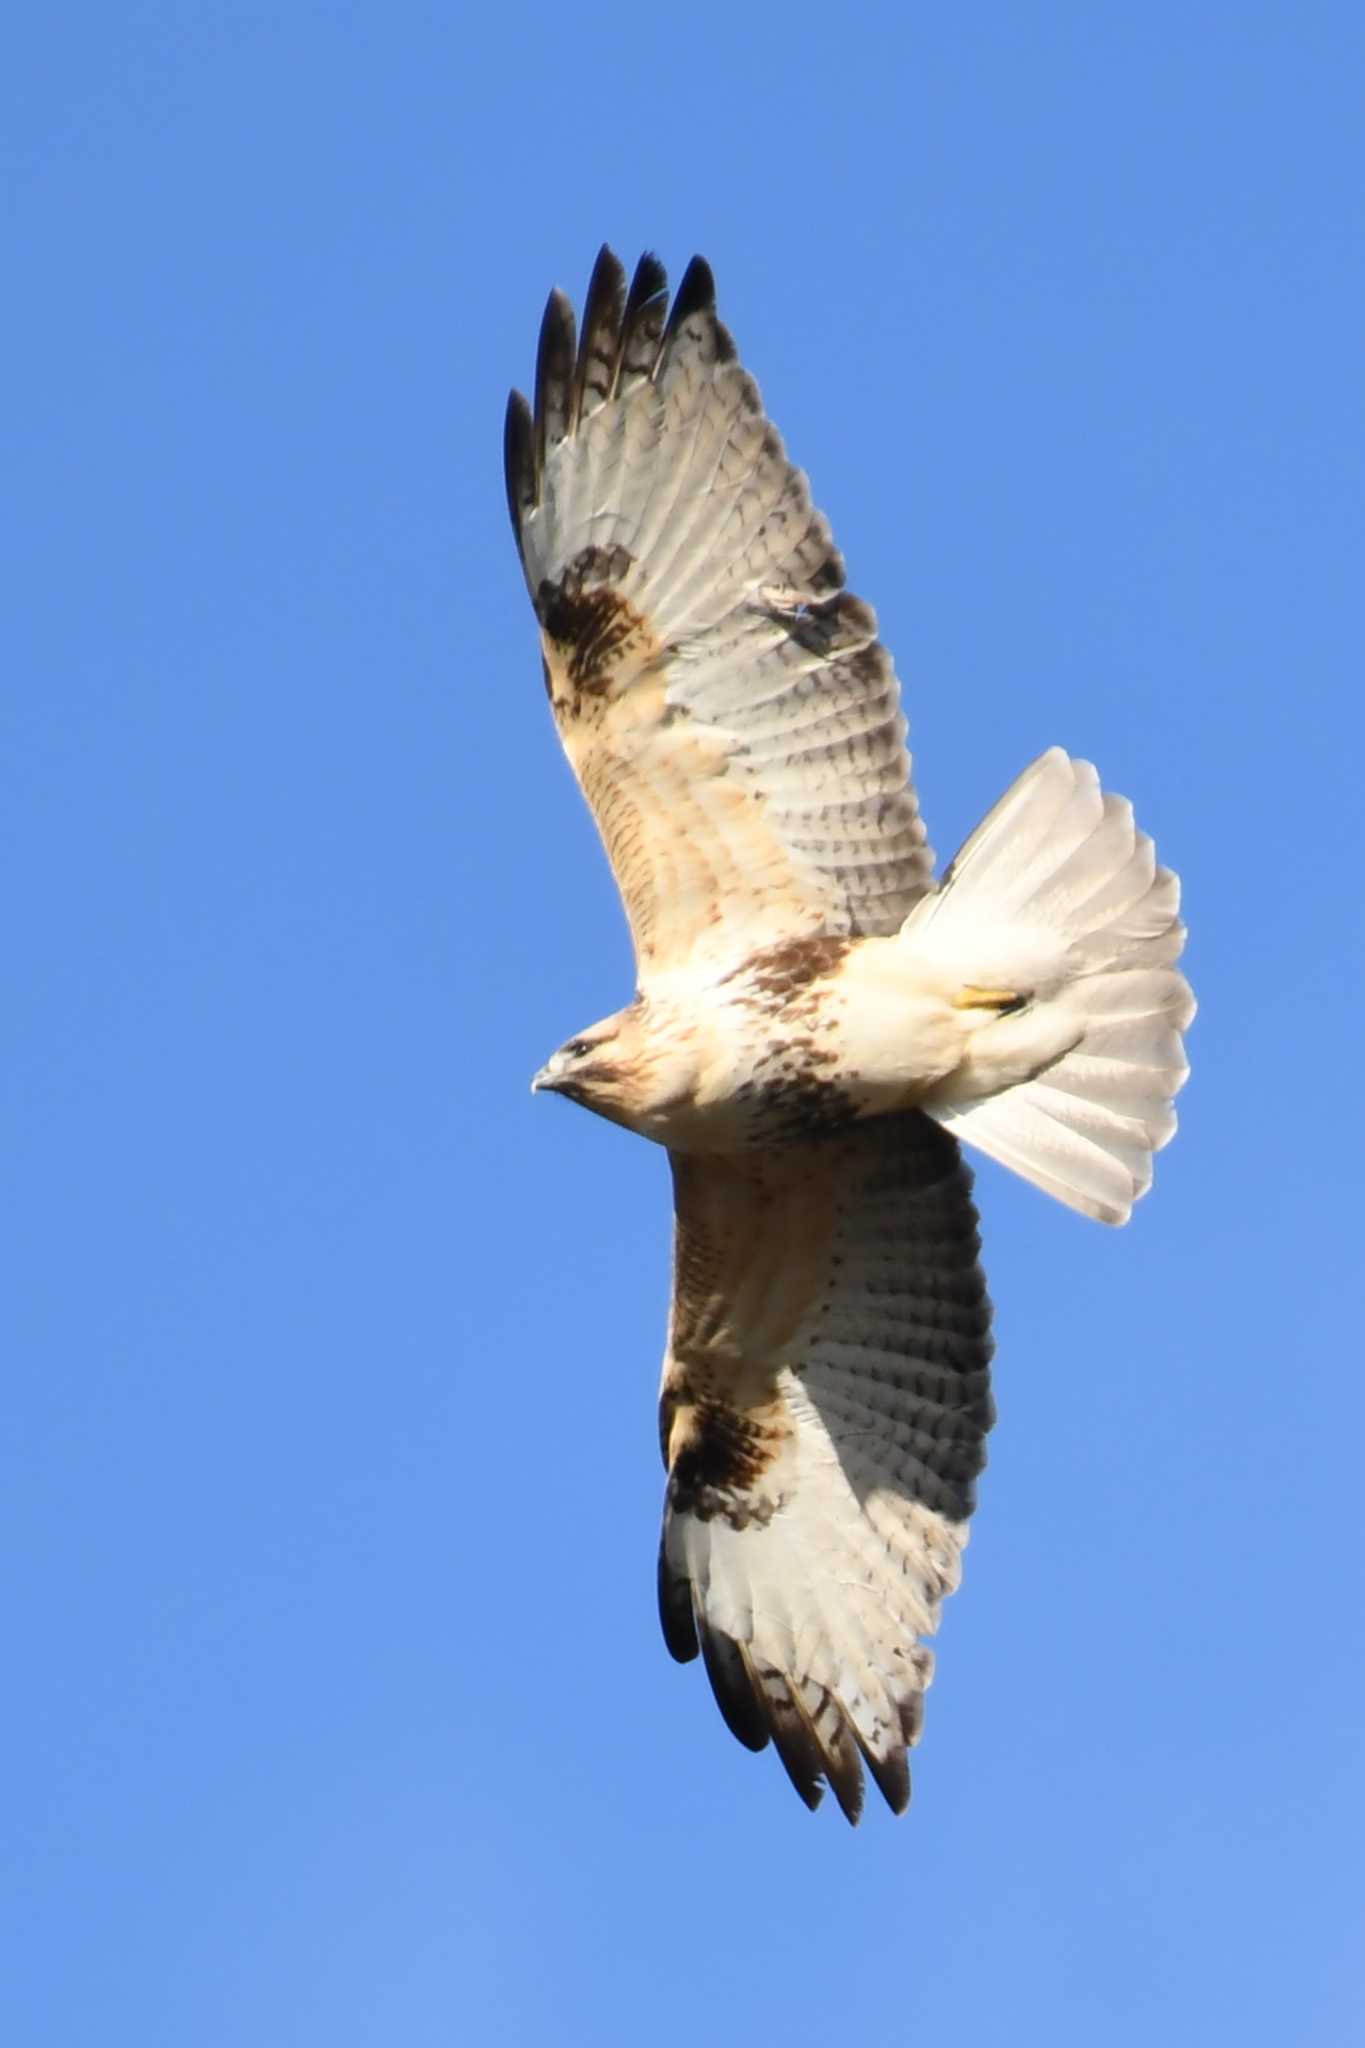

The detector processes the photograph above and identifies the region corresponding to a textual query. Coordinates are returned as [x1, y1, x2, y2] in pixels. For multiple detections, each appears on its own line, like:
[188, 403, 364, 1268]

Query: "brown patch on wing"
[537, 545, 660, 704]
[658, 1148, 839, 1528]
[728, 933, 853, 1009]
[536, 547, 828, 969]
[664, 1397, 787, 1529]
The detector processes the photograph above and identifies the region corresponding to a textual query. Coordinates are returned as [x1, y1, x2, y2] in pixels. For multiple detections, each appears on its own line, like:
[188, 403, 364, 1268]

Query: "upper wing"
[657, 1112, 994, 1822]
[505, 247, 935, 979]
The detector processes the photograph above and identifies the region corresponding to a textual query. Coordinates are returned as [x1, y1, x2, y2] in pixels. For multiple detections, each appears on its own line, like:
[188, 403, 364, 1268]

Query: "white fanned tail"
[906, 748, 1195, 1225]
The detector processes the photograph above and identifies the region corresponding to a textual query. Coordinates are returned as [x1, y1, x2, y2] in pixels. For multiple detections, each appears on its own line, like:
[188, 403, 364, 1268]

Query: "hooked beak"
[530, 1061, 560, 1095]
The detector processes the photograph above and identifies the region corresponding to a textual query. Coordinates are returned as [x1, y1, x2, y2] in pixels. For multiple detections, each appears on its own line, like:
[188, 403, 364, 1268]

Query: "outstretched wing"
[657, 1112, 994, 1822]
[505, 247, 935, 979]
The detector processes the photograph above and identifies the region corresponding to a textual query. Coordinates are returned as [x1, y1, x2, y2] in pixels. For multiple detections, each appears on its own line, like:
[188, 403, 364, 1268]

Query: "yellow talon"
[953, 985, 1023, 1012]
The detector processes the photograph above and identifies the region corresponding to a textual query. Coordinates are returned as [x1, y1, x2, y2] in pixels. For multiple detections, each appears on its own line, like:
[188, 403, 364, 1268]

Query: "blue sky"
[7, 5, 1364, 2043]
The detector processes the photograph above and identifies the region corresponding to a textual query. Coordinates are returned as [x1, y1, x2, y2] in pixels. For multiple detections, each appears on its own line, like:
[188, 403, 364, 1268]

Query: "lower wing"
[658, 1112, 995, 1822]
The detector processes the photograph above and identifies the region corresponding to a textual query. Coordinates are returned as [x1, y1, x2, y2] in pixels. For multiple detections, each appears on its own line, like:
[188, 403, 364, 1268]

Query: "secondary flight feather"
[505, 247, 1193, 1821]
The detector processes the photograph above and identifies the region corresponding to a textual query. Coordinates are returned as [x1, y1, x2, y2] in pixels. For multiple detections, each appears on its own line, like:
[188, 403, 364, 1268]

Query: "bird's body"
[506, 248, 1194, 1821]
[536, 933, 1041, 1152]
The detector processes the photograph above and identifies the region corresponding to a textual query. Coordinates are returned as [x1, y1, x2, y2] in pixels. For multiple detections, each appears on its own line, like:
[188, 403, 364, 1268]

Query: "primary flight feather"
[506, 247, 1193, 1822]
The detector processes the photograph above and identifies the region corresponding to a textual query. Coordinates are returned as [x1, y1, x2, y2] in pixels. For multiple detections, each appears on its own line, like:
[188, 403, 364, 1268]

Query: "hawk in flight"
[505, 249, 1193, 1821]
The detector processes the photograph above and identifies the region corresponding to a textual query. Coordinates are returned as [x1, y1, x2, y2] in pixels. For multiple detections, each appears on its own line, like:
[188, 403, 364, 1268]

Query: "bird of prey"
[505, 247, 1193, 1822]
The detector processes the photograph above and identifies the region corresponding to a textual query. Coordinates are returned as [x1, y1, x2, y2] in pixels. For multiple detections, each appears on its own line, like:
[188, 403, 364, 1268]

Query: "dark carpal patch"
[537, 544, 651, 695]
[668, 1397, 784, 1530]
[763, 587, 878, 657]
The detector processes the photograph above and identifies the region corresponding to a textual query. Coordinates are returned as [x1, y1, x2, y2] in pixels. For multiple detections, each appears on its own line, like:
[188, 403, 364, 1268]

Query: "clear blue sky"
[7, 6, 1363, 2043]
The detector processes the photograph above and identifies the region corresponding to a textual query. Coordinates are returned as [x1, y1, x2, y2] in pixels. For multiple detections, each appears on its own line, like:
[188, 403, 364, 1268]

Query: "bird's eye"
[566, 1037, 593, 1059]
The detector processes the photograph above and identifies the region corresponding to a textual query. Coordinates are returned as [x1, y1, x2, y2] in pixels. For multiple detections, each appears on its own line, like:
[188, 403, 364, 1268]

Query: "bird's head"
[531, 1000, 695, 1139]
[531, 1009, 641, 1129]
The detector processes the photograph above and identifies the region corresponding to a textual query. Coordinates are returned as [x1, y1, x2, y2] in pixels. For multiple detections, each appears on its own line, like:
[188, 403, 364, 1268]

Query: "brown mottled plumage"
[509, 248, 1193, 1820]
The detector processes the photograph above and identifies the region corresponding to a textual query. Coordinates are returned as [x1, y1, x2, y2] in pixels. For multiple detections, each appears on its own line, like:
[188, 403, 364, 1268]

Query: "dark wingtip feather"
[572, 245, 627, 427]
[588, 239, 622, 288]
[660, 254, 736, 372]
[853, 1692, 920, 1815]
[761, 1678, 826, 1812]
[617, 252, 670, 386]
[626, 250, 668, 317]
[533, 286, 576, 473]
[698, 1623, 770, 1753]
[657, 1539, 699, 1664]
[503, 389, 535, 556]
[862, 1743, 912, 1817]
[819, 1721, 867, 1826]
[668, 254, 716, 329]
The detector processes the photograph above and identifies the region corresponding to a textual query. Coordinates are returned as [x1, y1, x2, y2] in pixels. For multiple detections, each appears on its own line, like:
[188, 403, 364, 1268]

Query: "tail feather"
[910, 749, 1194, 1225]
